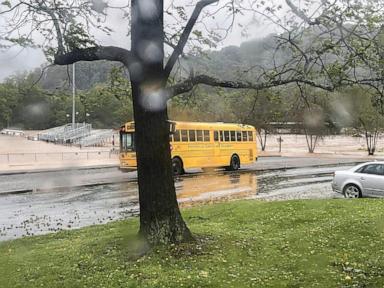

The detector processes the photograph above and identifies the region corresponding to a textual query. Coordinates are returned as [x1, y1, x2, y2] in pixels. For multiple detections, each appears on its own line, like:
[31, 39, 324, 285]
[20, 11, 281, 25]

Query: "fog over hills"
[3, 34, 279, 91]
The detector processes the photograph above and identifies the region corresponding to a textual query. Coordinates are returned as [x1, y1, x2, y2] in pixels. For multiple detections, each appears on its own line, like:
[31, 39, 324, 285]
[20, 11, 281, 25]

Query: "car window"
[357, 164, 384, 175]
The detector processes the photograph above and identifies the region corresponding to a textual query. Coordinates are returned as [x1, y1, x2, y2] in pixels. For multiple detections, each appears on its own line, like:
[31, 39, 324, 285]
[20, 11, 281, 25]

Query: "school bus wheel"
[172, 157, 185, 175]
[226, 154, 240, 171]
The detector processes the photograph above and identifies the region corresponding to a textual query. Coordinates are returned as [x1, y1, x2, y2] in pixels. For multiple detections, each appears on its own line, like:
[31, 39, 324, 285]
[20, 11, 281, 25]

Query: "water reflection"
[175, 171, 258, 204]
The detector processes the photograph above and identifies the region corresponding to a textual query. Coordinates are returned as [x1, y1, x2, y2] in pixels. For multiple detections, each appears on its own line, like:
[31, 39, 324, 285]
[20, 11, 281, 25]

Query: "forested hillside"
[0, 36, 279, 129]
[0, 32, 379, 147]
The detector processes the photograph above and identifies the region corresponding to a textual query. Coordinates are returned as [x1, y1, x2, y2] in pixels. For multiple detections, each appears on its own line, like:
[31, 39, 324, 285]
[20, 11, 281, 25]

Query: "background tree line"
[0, 65, 133, 130]
[2, 29, 383, 156]
[1, 27, 383, 156]
[2, 66, 383, 157]
[1, 38, 383, 156]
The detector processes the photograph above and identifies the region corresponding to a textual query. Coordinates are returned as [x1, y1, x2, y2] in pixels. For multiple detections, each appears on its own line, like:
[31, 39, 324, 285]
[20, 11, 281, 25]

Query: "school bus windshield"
[120, 132, 135, 151]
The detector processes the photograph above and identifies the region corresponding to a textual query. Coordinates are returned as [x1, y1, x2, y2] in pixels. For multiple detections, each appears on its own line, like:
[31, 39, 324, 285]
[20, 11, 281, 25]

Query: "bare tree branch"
[164, 0, 218, 80]
[285, 0, 320, 25]
[29, 63, 54, 89]
[167, 74, 335, 98]
[53, 46, 134, 66]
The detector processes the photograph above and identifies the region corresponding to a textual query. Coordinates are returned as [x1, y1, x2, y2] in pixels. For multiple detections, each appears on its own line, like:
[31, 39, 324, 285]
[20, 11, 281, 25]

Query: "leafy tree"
[335, 87, 384, 156]
[295, 84, 331, 153]
[2, 74, 53, 129]
[229, 89, 286, 151]
[0, 81, 18, 129]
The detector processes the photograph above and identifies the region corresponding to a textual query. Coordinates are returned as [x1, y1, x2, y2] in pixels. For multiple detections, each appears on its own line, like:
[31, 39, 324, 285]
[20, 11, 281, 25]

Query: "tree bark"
[365, 131, 377, 156]
[257, 128, 267, 151]
[131, 0, 192, 245]
[304, 129, 318, 153]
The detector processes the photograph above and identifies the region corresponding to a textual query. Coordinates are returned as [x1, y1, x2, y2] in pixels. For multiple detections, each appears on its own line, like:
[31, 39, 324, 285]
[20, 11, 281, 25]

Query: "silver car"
[332, 162, 384, 198]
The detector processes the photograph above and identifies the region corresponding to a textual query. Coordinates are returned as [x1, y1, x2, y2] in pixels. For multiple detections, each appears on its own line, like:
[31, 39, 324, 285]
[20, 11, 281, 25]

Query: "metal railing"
[75, 129, 114, 147]
[0, 150, 117, 165]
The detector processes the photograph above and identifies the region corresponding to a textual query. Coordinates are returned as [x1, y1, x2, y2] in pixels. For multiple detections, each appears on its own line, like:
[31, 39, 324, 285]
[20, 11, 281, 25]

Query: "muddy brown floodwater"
[0, 165, 350, 241]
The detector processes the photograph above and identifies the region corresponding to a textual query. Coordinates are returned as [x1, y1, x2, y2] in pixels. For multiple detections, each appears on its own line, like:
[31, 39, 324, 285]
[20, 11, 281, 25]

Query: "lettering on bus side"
[188, 144, 212, 149]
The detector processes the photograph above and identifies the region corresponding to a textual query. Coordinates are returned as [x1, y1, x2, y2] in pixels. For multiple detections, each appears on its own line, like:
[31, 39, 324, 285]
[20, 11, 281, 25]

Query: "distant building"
[269, 121, 341, 135]
[0, 129, 25, 136]
[268, 122, 303, 134]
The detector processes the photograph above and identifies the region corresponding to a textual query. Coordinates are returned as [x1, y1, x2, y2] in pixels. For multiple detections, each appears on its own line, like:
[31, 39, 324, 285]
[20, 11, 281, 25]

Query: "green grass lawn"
[1, 199, 384, 287]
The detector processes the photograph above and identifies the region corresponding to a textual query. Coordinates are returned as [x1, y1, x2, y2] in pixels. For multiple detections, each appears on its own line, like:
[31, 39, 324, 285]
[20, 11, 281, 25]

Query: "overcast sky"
[0, 0, 283, 81]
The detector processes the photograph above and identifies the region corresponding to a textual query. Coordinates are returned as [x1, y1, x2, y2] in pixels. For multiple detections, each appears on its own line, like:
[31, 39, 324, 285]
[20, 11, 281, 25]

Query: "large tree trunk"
[130, 0, 192, 245]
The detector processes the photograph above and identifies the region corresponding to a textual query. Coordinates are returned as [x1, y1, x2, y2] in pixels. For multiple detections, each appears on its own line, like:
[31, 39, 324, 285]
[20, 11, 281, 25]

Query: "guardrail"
[0, 150, 118, 164]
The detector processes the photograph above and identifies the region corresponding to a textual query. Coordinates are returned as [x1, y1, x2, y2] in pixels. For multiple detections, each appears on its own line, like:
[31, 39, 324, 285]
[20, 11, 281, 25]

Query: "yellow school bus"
[119, 121, 258, 174]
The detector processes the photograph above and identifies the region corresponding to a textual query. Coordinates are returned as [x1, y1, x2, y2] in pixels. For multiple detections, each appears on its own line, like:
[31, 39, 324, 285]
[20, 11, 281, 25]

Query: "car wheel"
[343, 184, 361, 198]
[172, 157, 184, 176]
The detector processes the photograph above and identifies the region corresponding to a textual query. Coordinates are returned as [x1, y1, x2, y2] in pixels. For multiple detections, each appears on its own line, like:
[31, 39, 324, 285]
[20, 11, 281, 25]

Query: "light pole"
[85, 113, 90, 124]
[72, 63, 76, 128]
[66, 114, 70, 124]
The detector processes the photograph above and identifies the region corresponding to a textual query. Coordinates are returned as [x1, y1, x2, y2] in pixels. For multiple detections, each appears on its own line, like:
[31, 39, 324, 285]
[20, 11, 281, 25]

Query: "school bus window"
[220, 131, 224, 141]
[169, 134, 173, 142]
[181, 130, 188, 141]
[196, 130, 203, 141]
[189, 130, 196, 142]
[236, 131, 242, 142]
[224, 131, 230, 141]
[242, 131, 248, 141]
[214, 131, 219, 141]
[248, 131, 253, 141]
[203, 130, 210, 142]
[230, 131, 236, 141]
[174, 130, 181, 142]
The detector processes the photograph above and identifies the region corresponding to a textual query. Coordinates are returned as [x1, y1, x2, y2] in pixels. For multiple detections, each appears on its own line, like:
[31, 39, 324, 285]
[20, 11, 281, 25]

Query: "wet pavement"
[0, 156, 366, 193]
[0, 160, 355, 242]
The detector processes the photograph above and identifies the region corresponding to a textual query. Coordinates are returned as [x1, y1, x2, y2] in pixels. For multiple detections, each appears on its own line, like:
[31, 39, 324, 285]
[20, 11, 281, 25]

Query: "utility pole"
[72, 63, 76, 128]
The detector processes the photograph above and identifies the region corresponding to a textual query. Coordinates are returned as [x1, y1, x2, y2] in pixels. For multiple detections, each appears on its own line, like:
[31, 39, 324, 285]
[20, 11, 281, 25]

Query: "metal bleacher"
[37, 124, 68, 142]
[38, 123, 92, 144]
[75, 129, 114, 147]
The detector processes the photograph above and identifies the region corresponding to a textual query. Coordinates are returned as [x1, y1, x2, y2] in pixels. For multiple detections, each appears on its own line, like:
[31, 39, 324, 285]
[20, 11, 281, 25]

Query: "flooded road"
[0, 163, 351, 241]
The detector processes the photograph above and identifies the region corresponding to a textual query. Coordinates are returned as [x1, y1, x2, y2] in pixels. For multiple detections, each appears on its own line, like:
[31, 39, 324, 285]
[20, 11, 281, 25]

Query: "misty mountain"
[11, 34, 280, 92]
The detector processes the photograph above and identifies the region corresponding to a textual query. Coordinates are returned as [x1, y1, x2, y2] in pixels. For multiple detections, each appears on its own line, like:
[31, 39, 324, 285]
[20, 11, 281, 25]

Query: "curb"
[0, 164, 119, 176]
[0, 189, 34, 196]
[0, 179, 133, 196]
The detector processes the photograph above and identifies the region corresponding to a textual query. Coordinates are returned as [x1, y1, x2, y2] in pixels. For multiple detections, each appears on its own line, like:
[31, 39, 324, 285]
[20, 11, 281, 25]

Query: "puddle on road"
[0, 168, 336, 241]
[176, 172, 258, 203]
